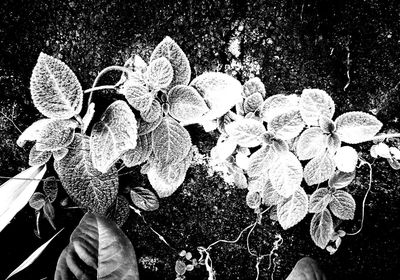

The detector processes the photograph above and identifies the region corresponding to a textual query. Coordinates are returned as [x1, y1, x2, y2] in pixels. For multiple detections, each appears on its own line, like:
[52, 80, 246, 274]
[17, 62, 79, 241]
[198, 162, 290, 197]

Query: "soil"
[0, 0, 400, 279]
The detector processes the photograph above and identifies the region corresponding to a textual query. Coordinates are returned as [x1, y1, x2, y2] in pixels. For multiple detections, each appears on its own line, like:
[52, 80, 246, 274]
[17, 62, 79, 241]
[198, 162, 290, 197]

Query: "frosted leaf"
[190, 72, 242, 120]
[319, 115, 335, 133]
[335, 111, 382, 144]
[235, 151, 250, 170]
[248, 145, 275, 178]
[261, 178, 285, 206]
[328, 170, 355, 189]
[329, 190, 356, 220]
[17, 119, 52, 147]
[277, 187, 308, 230]
[304, 152, 335, 186]
[30, 53, 83, 119]
[389, 147, 400, 160]
[146, 57, 174, 90]
[268, 110, 305, 140]
[122, 134, 152, 167]
[29, 192, 46, 210]
[334, 146, 358, 172]
[235, 100, 245, 117]
[246, 191, 261, 209]
[43, 176, 58, 203]
[225, 119, 266, 147]
[108, 195, 130, 227]
[232, 168, 248, 189]
[296, 127, 326, 160]
[122, 81, 154, 112]
[147, 149, 192, 198]
[326, 133, 341, 154]
[175, 260, 187, 276]
[217, 111, 237, 134]
[35, 119, 78, 151]
[210, 134, 237, 162]
[137, 114, 163, 135]
[53, 148, 68, 161]
[269, 151, 303, 198]
[90, 101, 137, 173]
[199, 118, 218, 132]
[150, 36, 191, 88]
[243, 77, 266, 98]
[374, 142, 391, 158]
[272, 138, 289, 153]
[387, 158, 400, 170]
[140, 99, 162, 123]
[29, 144, 51, 167]
[168, 85, 210, 124]
[116, 55, 147, 87]
[54, 134, 118, 214]
[260, 94, 297, 123]
[130, 187, 159, 211]
[81, 102, 95, 134]
[243, 92, 264, 114]
[152, 116, 191, 165]
[310, 209, 334, 249]
[300, 89, 335, 126]
[309, 188, 332, 213]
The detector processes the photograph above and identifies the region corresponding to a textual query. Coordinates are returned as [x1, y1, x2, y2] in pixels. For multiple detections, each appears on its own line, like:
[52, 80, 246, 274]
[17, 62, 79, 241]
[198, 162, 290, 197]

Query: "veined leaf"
[108, 195, 130, 227]
[130, 187, 159, 211]
[261, 177, 285, 206]
[6, 229, 63, 280]
[329, 190, 356, 220]
[334, 146, 358, 172]
[309, 188, 332, 213]
[374, 142, 391, 158]
[29, 192, 46, 210]
[335, 111, 382, 144]
[190, 72, 242, 120]
[137, 114, 163, 135]
[53, 148, 69, 161]
[30, 53, 83, 119]
[152, 116, 191, 165]
[122, 81, 154, 112]
[269, 151, 303, 198]
[243, 92, 263, 114]
[248, 145, 275, 178]
[277, 187, 308, 230]
[0, 165, 46, 232]
[243, 77, 266, 98]
[82, 102, 95, 134]
[168, 85, 210, 124]
[147, 57, 173, 89]
[122, 134, 152, 167]
[300, 89, 335, 126]
[304, 151, 335, 186]
[328, 170, 355, 189]
[217, 111, 238, 134]
[17, 119, 51, 147]
[260, 94, 297, 123]
[54, 134, 118, 214]
[327, 133, 341, 154]
[319, 115, 335, 133]
[54, 213, 139, 280]
[90, 100, 137, 173]
[268, 110, 304, 140]
[150, 36, 191, 88]
[210, 135, 237, 162]
[43, 176, 58, 202]
[310, 209, 334, 249]
[225, 119, 266, 147]
[296, 127, 327, 160]
[140, 99, 162, 123]
[29, 144, 52, 167]
[246, 191, 261, 209]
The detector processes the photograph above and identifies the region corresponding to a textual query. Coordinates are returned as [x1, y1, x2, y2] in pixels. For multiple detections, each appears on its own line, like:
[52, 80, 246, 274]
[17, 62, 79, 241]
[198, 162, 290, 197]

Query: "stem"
[367, 133, 400, 142]
[83, 85, 116, 94]
[0, 110, 22, 133]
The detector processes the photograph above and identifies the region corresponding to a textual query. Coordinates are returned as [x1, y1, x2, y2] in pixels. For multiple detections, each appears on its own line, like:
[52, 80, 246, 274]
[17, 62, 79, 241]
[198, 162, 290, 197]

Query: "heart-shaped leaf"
[122, 134, 152, 167]
[300, 89, 335, 126]
[90, 100, 137, 173]
[146, 57, 174, 89]
[30, 53, 83, 119]
[304, 151, 335, 186]
[329, 190, 356, 220]
[225, 119, 266, 147]
[268, 110, 304, 140]
[277, 187, 308, 230]
[54, 213, 139, 280]
[296, 127, 327, 160]
[130, 187, 159, 211]
[310, 209, 334, 249]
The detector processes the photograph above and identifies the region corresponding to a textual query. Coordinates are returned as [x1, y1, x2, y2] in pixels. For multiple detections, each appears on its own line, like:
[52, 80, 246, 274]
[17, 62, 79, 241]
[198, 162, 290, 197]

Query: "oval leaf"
[225, 119, 266, 147]
[29, 144, 52, 167]
[54, 213, 139, 280]
[247, 145, 276, 178]
[91, 100, 137, 173]
[260, 94, 297, 123]
[328, 170, 355, 189]
[277, 187, 308, 230]
[304, 152, 335, 186]
[122, 134, 152, 167]
[147, 57, 173, 89]
[309, 188, 332, 213]
[137, 114, 163, 136]
[108, 195, 130, 227]
[310, 209, 334, 249]
[329, 190, 356, 220]
[268, 110, 305, 140]
[43, 176, 58, 202]
[29, 192, 46, 210]
[243, 77, 266, 98]
[130, 187, 159, 211]
[122, 81, 154, 112]
[334, 146, 358, 172]
[30, 53, 82, 119]
[335, 111, 383, 144]
[300, 89, 335, 126]
[296, 127, 327, 160]
[35, 119, 78, 151]
[168, 85, 210, 124]
[246, 191, 261, 209]
[140, 99, 162, 123]
[243, 92, 264, 114]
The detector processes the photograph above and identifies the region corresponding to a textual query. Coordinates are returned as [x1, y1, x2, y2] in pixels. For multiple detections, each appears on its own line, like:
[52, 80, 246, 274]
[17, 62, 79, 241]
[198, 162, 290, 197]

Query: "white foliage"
[296, 127, 327, 160]
[225, 119, 266, 147]
[277, 187, 308, 230]
[122, 134, 152, 167]
[268, 110, 305, 140]
[210, 135, 237, 162]
[389, 147, 400, 160]
[374, 142, 391, 158]
[334, 146, 358, 172]
[310, 209, 334, 249]
[243, 77, 266, 98]
[121, 81, 154, 112]
[82, 102, 95, 134]
[300, 89, 335, 126]
[309, 188, 332, 213]
[140, 99, 162, 123]
[137, 114, 163, 136]
[247, 145, 275, 178]
[319, 115, 336, 133]
[260, 94, 297, 123]
[53, 148, 69, 161]
[29, 144, 52, 166]
[261, 177, 285, 206]
[304, 151, 335, 186]
[246, 191, 262, 209]
[243, 92, 264, 114]
[329, 190, 356, 220]
[328, 170, 356, 189]
[146, 57, 174, 89]
[235, 151, 250, 170]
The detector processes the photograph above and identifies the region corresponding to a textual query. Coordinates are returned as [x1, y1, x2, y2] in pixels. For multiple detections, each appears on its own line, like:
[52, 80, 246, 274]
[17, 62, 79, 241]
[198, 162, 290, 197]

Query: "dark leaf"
[130, 187, 159, 211]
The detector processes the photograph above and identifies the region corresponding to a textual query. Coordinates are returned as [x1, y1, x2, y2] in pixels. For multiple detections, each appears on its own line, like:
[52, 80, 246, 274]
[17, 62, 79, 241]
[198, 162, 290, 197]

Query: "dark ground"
[1, 0, 400, 279]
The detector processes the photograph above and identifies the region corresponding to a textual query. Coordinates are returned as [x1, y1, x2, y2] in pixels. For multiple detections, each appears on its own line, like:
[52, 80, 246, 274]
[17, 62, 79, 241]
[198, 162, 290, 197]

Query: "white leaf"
[296, 127, 327, 160]
[300, 89, 335, 126]
[335, 111, 383, 144]
[243, 77, 266, 98]
[389, 147, 400, 160]
[35, 119, 78, 151]
[150, 36, 191, 88]
[235, 152, 250, 170]
[327, 133, 341, 154]
[122, 134, 152, 167]
[53, 148, 69, 161]
[329, 190, 356, 220]
[277, 187, 308, 230]
[210, 135, 237, 162]
[225, 119, 266, 147]
[30, 53, 82, 119]
[268, 110, 305, 140]
[328, 170, 355, 189]
[140, 99, 162, 123]
[260, 94, 297, 123]
[309, 188, 332, 213]
[269, 151, 303, 198]
[261, 177, 285, 206]
[319, 115, 336, 133]
[243, 92, 264, 114]
[6, 229, 63, 279]
[168, 85, 210, 124]
[152, 116, 191, 165]
[310, 209, 334, 249]
[246, 191, 261, 209]
[190, 72, 243, 120]
[0, 165, 46, 232]
[17, 119, 52, 147]
[29, 144, 52, 166]
[90, 100, 138, 173]
[122, 81, 154, 112]
[146, 57, 174, 89]
[374, 142, 391, 158]
[137, 114, 163, 136]
[82, 102, 95, 134]
[304, 151, 335, 186]
[334, 146, 358, 172]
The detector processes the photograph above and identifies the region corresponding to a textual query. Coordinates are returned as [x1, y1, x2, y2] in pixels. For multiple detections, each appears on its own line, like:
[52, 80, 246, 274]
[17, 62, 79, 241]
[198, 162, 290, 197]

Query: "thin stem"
[247, 222, 258, 257]
[83, 85, 116, 94]
[206, 222, 255, 250]
[0, 110, 22, 133]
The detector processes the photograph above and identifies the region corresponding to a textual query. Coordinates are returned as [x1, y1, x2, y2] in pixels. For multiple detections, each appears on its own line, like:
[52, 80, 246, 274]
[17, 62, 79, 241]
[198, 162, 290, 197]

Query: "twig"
[343, 39, 351, 91]
[0, 110, 22, 133]
[83, 85, 116, 94]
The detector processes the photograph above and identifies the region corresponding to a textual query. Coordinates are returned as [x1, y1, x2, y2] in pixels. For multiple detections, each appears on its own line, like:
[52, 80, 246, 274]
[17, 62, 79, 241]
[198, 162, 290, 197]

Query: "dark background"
[1, 0, 400, 279]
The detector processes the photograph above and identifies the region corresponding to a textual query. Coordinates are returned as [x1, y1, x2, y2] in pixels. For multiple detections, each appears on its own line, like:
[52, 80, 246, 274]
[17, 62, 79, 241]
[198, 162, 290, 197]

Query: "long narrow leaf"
[6, 228, 63, 279]
[0, 165, 47, 232]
